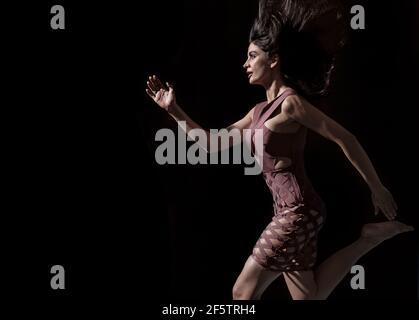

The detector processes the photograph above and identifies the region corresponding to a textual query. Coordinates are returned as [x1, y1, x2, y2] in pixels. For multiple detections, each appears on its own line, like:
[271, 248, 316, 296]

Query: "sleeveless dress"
[248, 89, 327, 272]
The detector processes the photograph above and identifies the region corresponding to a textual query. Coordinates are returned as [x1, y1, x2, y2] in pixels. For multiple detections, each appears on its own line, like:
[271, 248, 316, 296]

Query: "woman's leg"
[283, 221, 414, 300]
[283, 270, 317, 300]
[232, 255, 282, 300]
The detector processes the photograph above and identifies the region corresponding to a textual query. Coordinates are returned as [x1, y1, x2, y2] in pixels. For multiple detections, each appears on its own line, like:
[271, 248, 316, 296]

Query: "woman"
[145, 0, 414, 300]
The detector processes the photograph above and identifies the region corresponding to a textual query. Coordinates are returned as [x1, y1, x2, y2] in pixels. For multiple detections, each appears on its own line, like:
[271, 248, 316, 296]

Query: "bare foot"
[361, 221, 414, 245]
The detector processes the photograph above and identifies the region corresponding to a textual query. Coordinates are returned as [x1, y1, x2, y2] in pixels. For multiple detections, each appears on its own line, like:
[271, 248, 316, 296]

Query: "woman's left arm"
[282, 95, 398, 221]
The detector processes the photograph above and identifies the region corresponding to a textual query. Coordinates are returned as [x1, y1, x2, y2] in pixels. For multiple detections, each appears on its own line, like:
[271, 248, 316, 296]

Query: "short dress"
[247, 89, 327, 272]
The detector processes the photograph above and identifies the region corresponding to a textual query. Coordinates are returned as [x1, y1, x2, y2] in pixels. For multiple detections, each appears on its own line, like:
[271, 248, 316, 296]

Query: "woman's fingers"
[385, 204, 396, 220]
[155, 89, 164, 101]
[148, 75, 171, 93]
[166, 81, 174, 91]
[382, 203, 394, 220]
[147, 77, 157, 92]
[373, 203, 379, 216]
[147, 80, 158, 94]
[386, 191, 397, 218]
[373, 188, 399, 220]
[375, 199, 393, 220]
[152, 75, 166, 91]
[382, 207, 392, 220]
[148, 76, 160, 91]
[391, 205, 397, 218]
[145, 88, 155, 99]
[388, 198, 397, 218]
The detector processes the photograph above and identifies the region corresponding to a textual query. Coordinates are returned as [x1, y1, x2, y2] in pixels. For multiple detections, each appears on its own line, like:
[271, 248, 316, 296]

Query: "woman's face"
[243, 42, 274, 86]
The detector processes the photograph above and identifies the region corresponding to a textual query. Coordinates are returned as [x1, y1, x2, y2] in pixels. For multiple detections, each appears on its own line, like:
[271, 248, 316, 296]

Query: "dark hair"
[249, 0, 345, 98]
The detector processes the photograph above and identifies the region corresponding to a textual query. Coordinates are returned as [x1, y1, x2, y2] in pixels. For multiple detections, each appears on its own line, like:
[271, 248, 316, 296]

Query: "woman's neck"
[265, 78, 288, 103]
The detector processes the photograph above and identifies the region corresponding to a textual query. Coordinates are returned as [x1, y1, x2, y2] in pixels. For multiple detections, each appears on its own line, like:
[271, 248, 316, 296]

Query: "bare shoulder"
[282, 94, 306, 116]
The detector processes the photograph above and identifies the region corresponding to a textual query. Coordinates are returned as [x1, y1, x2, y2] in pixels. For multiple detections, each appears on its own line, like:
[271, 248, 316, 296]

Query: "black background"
[5, 0, 419, 313]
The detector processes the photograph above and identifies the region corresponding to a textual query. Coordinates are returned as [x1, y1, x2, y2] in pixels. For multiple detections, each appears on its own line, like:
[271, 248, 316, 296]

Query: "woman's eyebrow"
[248, 51, 257, 56]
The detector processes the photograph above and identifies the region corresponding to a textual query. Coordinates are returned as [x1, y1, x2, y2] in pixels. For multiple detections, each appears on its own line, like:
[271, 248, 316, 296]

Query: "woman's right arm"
[146, 75, 254, 153]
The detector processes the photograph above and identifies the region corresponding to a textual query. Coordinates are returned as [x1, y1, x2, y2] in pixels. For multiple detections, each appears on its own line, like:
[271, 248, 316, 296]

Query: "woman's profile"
[145, 0, 414, 300]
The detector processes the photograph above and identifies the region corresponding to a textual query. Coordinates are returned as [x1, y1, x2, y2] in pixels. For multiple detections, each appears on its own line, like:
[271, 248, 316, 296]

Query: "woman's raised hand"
[146, 75, 176, 113]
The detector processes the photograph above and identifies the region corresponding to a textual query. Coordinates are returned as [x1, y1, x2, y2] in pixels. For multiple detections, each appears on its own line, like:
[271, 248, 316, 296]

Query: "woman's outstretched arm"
[146, 75, 254, 153]
[281, 94, 398, 221]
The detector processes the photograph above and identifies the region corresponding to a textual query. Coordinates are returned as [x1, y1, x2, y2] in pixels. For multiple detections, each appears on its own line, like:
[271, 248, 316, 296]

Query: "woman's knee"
[232, 281, 247, 300]
[232, 284, 241, 300]
[232, 280, 258, 300]
[232, 256, 272, 300]
[291, 287, 318, 300]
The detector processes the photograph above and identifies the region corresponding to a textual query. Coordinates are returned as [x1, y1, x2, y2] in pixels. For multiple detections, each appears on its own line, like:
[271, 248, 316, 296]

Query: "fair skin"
[146, 42, 414, 300]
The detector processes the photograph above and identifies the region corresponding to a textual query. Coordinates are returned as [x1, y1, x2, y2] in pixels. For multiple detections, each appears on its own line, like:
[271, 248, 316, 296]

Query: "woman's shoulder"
[283, 87, 299, 98]
[282, 91, 316, 117]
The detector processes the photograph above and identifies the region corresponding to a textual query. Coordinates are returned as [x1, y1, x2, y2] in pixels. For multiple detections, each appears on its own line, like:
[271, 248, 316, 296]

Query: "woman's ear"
[270, 54, 280, 69]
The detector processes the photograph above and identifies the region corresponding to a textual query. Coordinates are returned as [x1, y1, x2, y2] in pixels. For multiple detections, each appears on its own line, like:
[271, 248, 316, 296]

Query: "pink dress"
[249, 89, 326, 272]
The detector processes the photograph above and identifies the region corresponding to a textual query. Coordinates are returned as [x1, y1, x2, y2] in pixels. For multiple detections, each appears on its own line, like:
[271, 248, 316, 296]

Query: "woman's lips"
[248, 73, 253, 78]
